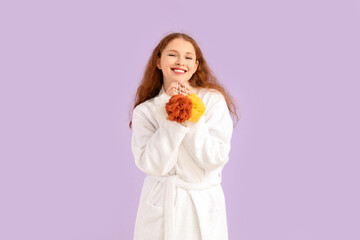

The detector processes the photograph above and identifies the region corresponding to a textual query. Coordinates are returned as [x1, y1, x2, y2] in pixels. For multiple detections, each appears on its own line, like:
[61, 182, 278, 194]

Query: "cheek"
[189, 64, 196, 71]
[165, 57, 175, 63]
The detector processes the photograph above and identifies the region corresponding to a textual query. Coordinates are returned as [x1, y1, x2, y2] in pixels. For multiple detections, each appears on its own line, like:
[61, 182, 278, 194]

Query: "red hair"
[129, 32, 240, 128]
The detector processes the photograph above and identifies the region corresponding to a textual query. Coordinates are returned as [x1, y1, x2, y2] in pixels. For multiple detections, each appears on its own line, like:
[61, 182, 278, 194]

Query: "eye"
[186, 57, 193, 60]
[168, 54, 175, 56]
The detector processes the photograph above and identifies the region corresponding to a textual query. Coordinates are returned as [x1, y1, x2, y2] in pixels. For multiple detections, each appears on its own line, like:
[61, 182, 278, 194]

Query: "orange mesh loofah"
[165, 94, 193, 123]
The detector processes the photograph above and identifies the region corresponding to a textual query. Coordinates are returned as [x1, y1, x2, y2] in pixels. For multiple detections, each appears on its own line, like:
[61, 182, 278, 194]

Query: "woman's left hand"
[179, 82, 195, 95]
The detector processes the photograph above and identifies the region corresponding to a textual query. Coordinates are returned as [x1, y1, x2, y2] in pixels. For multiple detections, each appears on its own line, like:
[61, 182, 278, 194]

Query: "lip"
[171, 68, 187, 75]
[171, 67, 187, 72]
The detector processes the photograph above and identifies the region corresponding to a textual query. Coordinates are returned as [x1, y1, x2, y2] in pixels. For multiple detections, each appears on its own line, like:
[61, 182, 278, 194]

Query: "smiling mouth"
[171, 68, 187, 74]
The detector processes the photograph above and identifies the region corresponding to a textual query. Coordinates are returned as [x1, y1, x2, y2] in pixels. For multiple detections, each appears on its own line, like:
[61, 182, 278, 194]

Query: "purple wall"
[1, 0, 359, 239]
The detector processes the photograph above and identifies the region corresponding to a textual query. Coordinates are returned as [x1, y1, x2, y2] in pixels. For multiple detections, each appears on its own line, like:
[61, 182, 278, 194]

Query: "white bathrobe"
[131, 84, 233, 240]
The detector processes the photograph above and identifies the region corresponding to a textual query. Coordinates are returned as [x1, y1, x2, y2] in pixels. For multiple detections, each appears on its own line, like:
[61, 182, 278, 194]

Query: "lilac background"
[1, 0, 359, 239]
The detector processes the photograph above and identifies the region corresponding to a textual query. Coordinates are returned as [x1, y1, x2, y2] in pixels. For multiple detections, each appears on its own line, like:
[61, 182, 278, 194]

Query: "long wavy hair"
[129, 32, 240, 128]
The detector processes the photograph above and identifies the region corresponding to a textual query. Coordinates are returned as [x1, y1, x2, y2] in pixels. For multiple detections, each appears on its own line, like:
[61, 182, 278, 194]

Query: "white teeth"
[173, 69, 185, 73]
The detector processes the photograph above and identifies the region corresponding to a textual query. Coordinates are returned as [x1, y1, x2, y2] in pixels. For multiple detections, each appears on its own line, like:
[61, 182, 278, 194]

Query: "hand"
[179, 82, 195, 95]
[165, 82, 195, 96]
[165, 82, 181, 96]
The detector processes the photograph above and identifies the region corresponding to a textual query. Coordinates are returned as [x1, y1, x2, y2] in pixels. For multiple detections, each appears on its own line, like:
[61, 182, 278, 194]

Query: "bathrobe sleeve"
[131, 93, 190, 176]
[182, 92, 233, 171]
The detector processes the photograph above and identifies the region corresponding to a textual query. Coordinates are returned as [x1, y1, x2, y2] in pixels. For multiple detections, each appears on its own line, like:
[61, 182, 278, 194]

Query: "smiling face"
[157, 38, 199, 90]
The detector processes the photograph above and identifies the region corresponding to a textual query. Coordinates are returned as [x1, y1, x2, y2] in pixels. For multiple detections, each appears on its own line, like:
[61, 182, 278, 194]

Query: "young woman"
[129, 32, 239, 240]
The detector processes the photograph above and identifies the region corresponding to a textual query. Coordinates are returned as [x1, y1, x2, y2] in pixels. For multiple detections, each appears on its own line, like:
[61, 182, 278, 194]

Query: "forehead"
[163, 38, 196, 54]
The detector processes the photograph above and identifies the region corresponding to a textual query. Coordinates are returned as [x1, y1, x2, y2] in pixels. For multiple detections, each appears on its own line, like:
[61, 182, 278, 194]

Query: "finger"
[180, 82, 191, 90]
[178, 83, 189, 93]
[167, 85, 178, 95]
[167, 87, 176, 96]
[166, 82, 179, 91]
[171, 88, 179, 96]
[180, 85, 193, 94]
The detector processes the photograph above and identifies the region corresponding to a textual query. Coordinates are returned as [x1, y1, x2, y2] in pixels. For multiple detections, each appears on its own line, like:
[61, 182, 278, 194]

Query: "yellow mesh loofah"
[188, 93, 206, 123]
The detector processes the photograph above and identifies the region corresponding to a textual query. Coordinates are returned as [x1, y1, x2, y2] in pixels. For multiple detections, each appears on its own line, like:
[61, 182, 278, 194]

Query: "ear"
[194, 60, 199, 72]
[156, 58, 161, 69]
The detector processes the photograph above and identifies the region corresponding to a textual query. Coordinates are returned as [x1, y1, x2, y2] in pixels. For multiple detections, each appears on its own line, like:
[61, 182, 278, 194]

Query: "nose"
[176, 56, 185, 66]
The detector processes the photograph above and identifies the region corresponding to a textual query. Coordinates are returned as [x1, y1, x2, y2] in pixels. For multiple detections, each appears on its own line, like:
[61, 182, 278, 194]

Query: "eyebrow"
[167, 49, 195, 56]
